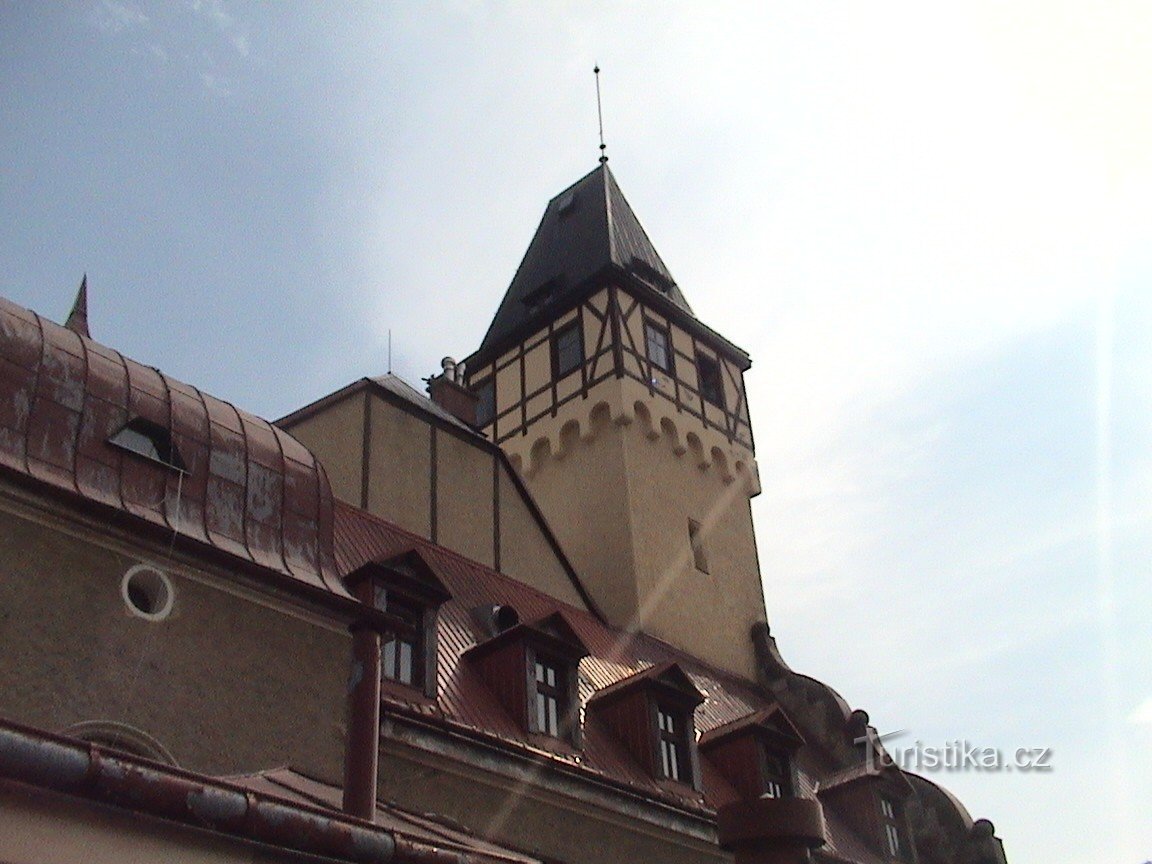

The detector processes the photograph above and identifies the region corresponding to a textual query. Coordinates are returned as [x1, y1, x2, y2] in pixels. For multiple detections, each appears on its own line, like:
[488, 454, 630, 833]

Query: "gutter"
[0, 719, 534, 864]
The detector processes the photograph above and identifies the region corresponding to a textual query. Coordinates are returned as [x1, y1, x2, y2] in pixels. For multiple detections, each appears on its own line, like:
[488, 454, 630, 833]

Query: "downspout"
[343, 583, 382, 820]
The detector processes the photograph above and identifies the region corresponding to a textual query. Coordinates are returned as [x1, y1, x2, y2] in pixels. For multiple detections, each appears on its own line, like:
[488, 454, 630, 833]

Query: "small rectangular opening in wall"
[696, 353, 724, 408]
[689, 519, 709, 574]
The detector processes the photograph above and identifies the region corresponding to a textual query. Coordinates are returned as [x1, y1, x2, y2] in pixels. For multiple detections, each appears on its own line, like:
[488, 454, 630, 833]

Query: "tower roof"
[478, 163, 694, 355]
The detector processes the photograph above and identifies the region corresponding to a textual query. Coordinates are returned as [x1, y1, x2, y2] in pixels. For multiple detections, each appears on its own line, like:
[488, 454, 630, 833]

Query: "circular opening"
[121, 565, 174, 621]
[493, 604, 520, 632]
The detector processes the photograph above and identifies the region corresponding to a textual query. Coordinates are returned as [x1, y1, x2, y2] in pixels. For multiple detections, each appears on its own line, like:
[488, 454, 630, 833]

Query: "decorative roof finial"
[594, 64, 608, 164]
[65, 274, 90, 338]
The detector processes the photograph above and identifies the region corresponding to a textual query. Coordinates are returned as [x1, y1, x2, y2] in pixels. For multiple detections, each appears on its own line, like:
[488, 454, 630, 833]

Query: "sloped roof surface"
[479, 164, 694, 354]
[232, 768, 542, 864]
[371, 373, 478, 434]
[0, 296, 342, 595]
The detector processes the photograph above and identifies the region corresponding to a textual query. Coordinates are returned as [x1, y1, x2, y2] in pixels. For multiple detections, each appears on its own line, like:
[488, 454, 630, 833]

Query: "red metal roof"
[0, 296, 341, 595]
[335, 501, 782, 813]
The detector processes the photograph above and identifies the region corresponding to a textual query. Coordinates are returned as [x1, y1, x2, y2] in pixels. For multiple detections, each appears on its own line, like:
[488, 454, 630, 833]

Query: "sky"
[1, 3, 1149, 862]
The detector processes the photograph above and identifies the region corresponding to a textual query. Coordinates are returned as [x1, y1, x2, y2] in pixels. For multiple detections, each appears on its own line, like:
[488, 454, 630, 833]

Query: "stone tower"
[462, 163, 765, 679]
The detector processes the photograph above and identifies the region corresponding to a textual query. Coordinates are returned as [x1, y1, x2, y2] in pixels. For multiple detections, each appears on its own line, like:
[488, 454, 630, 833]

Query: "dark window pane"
[696, 353, 724, 407]
[474, 378, 495, 426]
[554, 323, 583, 378]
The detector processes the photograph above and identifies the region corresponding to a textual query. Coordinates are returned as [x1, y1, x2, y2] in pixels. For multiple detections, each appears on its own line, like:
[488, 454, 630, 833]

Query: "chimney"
[427, 357, 480, 427]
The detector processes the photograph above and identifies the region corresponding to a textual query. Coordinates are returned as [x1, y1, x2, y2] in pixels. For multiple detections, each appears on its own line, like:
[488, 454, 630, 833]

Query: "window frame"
[879, 795, 906, 859]
[688, 519, 709, 574]
[643, 318, 673, 374]
[530, 650, 571, 740]
[759, 745, 793, 799]
[108, 417, 186, 472]
[551, 320, 584, 380]
[472, 376, 495, 427]
[695, 352, 725, 408]
[345, 553, 451, 701]
[655, 703, 691, 783]
[375, 586, 425, 688]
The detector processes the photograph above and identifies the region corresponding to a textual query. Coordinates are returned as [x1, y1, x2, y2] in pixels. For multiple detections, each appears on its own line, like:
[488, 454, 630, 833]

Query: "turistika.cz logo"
[857, 730, 1054, 774]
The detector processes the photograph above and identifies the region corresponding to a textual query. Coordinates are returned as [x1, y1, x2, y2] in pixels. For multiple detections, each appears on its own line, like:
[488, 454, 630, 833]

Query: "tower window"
[657, 705, 690, 782]
[696, 353, 725, 408]
[108, 418, 185, 471]
[644, 320, 672, 373]
[689, 519, 709, 574]
[473, 377, 495, 426]
[552, 321, 584, 379]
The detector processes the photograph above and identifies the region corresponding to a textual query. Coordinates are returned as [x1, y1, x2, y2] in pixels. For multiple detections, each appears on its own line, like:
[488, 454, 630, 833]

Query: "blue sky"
[2, 4, 1149, 861]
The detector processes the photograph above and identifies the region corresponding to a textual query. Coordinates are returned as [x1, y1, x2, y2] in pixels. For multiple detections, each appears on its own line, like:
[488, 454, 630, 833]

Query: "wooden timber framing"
[463, 278, 753, 451]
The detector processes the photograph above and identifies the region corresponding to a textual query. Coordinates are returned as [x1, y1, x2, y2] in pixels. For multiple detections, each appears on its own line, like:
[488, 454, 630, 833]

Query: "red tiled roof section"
[0, 296, 341, 594]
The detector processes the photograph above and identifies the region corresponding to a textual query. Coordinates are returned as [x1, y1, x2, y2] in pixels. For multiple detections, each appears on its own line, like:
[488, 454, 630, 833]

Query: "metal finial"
[594, 65, 607, 164]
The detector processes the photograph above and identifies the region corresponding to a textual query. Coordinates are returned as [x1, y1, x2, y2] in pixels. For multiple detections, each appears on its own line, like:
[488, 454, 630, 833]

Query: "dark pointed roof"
[478, 164, 694, 355]
[65, 274, 90, 337]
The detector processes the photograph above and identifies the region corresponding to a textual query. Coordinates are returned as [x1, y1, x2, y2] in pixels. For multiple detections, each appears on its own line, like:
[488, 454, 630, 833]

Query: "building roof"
[0, 718, 541, 864]
[370, 373, 477, 434]
[0, 295, 343, 597]
[331, 500, 884, 822]
[478, 163, 693, 355]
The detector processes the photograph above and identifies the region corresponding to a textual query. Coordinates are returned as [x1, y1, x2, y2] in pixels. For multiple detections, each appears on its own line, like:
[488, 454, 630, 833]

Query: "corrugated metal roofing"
[0, 295, 343, 596]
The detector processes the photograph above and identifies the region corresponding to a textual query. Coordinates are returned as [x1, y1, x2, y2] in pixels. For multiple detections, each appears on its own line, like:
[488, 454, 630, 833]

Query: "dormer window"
[699, 704, 805, 802]
[657, 704, 690, 782]
[587, 662, 705, 789]
[533, 655, 566, 737]
[467, 611, 589, 747]
[762, 748, 792, 798]
[345, 550, 451, 700]
[374, 587, 423, 686]
[108, 418, 185, 471]
[880, 796, 905, 858]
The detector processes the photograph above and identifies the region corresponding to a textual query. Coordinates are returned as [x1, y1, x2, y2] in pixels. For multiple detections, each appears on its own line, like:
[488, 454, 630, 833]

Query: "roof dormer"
[586, 662, 705, 790]
[466, 610, 590, 748]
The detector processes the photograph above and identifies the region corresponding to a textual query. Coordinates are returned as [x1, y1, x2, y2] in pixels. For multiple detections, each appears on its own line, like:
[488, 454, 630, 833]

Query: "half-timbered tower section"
[462, 163, 767, 679]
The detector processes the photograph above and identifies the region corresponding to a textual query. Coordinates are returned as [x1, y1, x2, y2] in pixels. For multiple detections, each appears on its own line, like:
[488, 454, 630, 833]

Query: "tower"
[463, 164, 766, 679]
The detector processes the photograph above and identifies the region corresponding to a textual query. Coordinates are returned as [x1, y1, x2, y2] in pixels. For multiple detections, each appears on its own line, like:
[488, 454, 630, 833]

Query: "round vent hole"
[121, 565, 174, 621]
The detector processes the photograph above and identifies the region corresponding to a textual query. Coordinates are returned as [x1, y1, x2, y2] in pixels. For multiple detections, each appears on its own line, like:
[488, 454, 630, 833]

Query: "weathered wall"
[0, 492, 348, 779]
[375, 730, 731, 864]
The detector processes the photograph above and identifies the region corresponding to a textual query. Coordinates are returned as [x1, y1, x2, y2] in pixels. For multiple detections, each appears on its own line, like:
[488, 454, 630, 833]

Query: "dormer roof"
[478, 163, 693, 356]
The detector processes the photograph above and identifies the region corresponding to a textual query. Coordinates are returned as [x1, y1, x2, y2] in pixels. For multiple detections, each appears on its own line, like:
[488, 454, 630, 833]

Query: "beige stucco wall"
[0, 491, 348, 780]
[281, 392, 366, 508]
[283, 387, 586, 609]
[481, 285, 766, 679]
[368, 395, 433, 533]
[436, 428, 495, 567]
